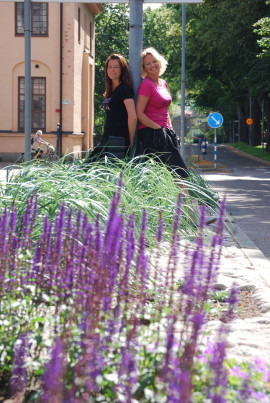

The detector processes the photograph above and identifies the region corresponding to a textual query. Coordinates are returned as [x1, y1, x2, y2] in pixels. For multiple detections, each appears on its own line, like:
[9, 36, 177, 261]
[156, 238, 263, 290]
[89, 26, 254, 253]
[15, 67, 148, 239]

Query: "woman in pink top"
[135, 48, 188, 178]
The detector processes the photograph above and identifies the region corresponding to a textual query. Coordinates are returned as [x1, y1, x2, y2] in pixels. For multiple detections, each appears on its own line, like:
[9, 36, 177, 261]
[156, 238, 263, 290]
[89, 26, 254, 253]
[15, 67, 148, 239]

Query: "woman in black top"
[85, 54, 137, 162]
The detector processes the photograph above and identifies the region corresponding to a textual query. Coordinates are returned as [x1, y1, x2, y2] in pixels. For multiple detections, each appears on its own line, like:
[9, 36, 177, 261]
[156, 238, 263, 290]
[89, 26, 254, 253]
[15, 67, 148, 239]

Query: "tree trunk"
[252, 99, 262, 146]
[263, 96, 270, 153]
[239, 103, 249, 143]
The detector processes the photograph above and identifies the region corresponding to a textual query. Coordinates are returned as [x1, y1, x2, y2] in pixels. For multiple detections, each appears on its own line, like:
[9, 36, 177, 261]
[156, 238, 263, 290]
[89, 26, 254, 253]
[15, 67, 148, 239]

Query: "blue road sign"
[208, 112, 223, 128]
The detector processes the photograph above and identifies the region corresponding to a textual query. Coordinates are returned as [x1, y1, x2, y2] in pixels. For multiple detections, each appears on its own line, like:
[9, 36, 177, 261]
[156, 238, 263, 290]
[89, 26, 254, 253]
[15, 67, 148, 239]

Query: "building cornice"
[87, 3, 103, 15]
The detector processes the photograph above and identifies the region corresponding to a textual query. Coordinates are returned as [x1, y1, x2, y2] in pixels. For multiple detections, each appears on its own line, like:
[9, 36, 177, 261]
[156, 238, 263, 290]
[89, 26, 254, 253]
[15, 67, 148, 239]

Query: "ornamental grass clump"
[0, 181, 269, 402]
[0, 157, 219, 246]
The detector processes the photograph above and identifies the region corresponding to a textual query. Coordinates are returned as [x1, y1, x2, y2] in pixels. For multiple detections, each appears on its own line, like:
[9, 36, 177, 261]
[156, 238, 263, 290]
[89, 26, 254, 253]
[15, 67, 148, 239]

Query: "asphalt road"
[187, 143, 270, 260]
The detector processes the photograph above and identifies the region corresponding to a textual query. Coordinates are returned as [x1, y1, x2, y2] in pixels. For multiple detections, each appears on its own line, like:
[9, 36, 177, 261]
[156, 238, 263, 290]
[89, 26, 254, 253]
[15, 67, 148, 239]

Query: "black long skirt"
[84, 135, 129, 163]
[135, 127, 189, 179]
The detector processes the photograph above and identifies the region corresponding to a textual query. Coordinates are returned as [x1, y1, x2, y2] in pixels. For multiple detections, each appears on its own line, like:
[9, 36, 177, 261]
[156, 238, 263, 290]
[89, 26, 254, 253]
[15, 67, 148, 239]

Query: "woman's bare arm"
[124, 98, 137, 149]
[136, 95, 161, 129]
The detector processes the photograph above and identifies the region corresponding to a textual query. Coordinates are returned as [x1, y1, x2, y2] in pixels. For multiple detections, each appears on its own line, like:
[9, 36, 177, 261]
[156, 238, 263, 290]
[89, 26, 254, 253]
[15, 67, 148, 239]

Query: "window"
[78, 7, 81, 43]
[15, 2, 48, 36]
[18, 77, 46, 131]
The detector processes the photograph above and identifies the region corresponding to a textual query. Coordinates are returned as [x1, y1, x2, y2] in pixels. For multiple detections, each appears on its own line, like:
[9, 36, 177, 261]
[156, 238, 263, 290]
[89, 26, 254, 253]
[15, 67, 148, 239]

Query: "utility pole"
[180, 3, 186, 161]
[129, 0, 143, 97]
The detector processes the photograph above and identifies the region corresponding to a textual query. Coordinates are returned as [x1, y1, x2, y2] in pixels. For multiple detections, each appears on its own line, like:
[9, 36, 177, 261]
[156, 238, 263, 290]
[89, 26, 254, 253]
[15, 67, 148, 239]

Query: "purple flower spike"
[135, 208, 148, 285]
[198, 203, 206, 231]
[167, 193, 183, 284]
[115, 171, 124, 204]
[10, 334, 28, 396]
[126, 213, 135, 270]
[18, 192, 38, 250]
[156, 210, 164, 243]
[0, 209, 8, 255]
[220, 286, 239, 323]
[41, 338, 65, 403]
[94, 214, 102, 256]
[209, 341, 227, 401]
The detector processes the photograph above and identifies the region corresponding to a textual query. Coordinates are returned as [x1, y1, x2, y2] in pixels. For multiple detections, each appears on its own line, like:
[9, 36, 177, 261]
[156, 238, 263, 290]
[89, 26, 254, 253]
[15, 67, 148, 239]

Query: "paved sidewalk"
[0, 161, 21, 183]
[216, 220, 270, 362]
[190, 150, 270, 362]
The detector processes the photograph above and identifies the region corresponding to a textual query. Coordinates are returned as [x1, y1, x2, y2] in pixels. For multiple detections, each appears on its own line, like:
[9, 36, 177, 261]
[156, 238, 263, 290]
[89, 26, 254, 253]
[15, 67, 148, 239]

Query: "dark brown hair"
[104, 53, 134, 98]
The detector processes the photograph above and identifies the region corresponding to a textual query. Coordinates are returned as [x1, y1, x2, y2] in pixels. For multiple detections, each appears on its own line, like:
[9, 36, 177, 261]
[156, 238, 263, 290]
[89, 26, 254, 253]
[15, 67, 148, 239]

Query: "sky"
[143, 3, 162, 9]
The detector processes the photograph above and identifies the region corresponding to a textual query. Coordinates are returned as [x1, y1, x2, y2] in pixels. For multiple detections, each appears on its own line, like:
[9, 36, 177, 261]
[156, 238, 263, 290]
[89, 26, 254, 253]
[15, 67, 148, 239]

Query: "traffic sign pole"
[214, 129, 217, 169]
[207, 112, 223, 170]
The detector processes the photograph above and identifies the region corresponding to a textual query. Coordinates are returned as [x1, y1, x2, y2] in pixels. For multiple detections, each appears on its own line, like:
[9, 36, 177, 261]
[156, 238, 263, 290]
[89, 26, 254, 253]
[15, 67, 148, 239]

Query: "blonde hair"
[140, 47, 168, 78]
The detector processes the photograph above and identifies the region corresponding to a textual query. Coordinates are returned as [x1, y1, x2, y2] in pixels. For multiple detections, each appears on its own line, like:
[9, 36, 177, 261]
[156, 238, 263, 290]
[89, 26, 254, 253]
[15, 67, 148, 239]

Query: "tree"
[143, 5, 182, 99]
[253, 0, 270, 150]
[185, 0, 270, 145]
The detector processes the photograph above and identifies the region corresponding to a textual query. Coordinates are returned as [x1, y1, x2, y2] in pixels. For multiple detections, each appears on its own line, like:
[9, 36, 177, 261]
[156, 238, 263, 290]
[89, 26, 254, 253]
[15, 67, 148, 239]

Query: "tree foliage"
[185, 0, 270, 144]
[143, 5, 182, 99]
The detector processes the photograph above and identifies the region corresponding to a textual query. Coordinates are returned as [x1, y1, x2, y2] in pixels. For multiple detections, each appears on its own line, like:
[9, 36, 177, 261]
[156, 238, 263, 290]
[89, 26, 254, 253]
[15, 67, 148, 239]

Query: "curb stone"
[203, 222, 270, 363]
[223, 144, 270, 166]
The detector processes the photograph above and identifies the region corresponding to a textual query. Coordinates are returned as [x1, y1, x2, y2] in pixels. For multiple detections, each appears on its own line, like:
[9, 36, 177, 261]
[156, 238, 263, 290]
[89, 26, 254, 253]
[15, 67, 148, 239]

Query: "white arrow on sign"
[212, 116, 220, 125]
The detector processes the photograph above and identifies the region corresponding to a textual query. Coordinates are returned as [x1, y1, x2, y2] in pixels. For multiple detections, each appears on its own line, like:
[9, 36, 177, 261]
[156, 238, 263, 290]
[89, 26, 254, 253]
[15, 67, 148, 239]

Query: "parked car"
[193, 134, 207, 144]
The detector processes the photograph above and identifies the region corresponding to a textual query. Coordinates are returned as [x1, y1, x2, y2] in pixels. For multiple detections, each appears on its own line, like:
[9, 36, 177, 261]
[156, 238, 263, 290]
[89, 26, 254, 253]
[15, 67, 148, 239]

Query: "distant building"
[172, 110, 209, 140]
[0, 2, 103, 161]
[188, 111, 209, 139]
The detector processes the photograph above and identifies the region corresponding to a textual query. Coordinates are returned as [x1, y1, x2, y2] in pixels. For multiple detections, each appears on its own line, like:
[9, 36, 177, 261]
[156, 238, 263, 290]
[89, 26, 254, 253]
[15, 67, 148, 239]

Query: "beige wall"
[0, 2, 101, 161]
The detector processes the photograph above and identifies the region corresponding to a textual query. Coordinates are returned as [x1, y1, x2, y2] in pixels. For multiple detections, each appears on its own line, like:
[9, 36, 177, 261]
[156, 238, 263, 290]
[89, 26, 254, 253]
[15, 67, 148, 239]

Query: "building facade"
[0, 1, 103, 161]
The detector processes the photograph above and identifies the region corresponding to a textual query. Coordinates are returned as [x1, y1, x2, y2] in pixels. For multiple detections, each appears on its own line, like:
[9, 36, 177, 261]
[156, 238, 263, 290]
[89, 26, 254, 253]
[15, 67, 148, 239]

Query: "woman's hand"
[136, 95, 161, 129]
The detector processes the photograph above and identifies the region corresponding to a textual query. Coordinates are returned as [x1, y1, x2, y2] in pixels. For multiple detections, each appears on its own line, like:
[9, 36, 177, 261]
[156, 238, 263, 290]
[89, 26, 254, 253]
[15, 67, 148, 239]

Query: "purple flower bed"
[0, 180, 269, 402]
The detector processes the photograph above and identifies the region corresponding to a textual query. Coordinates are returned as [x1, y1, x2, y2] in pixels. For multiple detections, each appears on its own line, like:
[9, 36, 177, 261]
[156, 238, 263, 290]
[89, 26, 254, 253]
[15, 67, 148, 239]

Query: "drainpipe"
[59, 3, 63, 156]
[24, 0, 31, 161]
